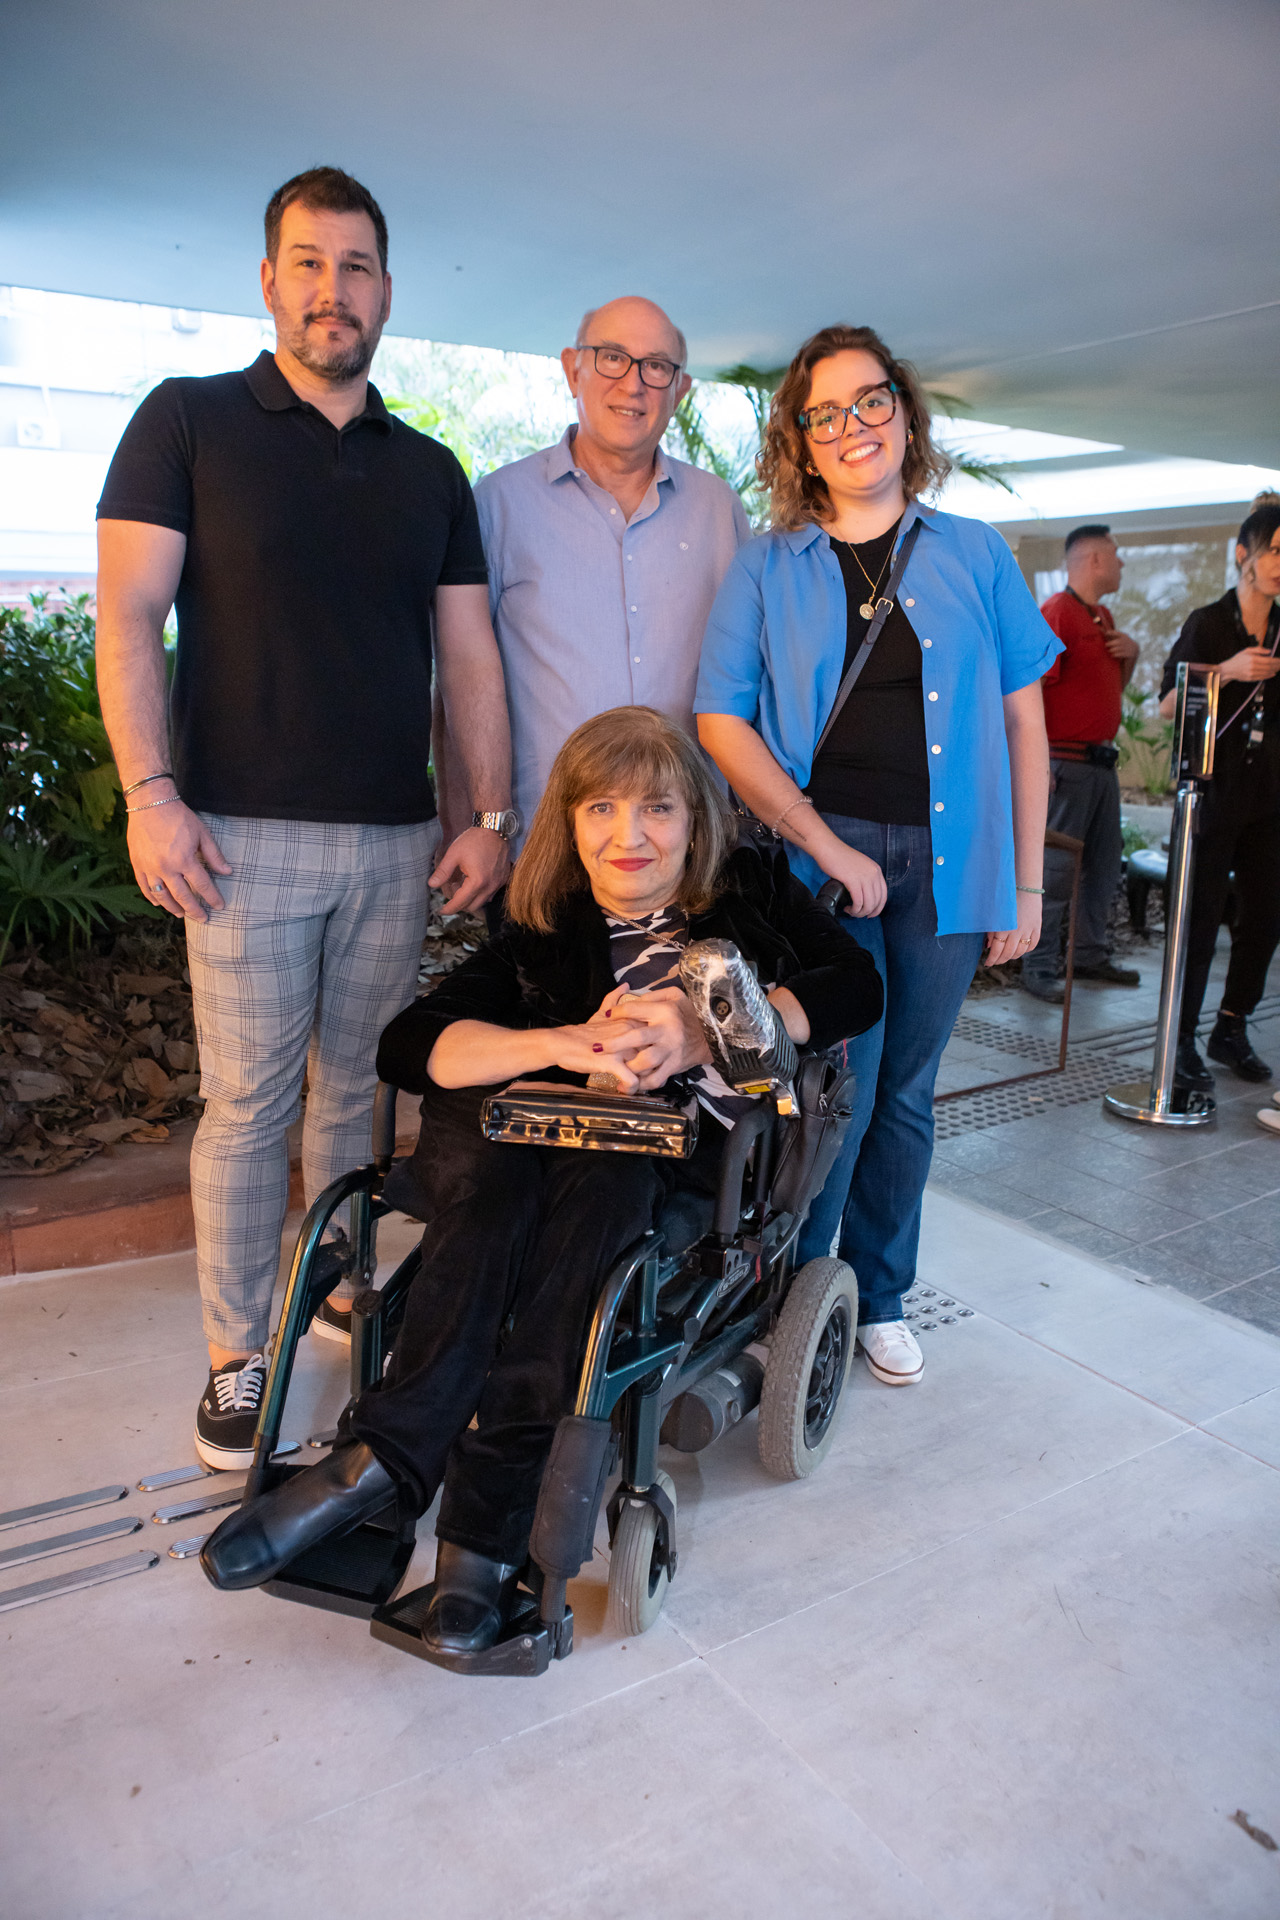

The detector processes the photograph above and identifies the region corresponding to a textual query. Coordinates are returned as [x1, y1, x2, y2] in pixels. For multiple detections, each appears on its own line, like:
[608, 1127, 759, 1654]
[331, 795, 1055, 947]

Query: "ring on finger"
[151, 879, 165, 894]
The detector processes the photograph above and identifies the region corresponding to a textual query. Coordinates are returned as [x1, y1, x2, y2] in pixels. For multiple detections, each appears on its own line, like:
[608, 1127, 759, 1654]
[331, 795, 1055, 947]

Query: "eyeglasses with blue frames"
[577, 344, 684, 390]
[798, 383, 899, 441]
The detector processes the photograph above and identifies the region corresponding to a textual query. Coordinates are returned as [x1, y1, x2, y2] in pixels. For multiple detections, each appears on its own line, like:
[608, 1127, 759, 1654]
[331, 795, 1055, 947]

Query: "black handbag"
[768, 1052, 856, 1221]
[479, 1080, 699, 1158]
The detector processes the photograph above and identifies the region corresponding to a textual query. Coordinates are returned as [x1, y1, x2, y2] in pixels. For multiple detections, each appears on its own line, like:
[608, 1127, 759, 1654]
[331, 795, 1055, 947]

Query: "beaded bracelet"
[127, 793, 182, 815]
[1016, 884, 1045, 894]
[772, 796, 814, 834]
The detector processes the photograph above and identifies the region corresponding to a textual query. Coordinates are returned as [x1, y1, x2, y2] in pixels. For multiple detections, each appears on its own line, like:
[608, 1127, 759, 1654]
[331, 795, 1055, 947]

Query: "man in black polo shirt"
[96, 167, 514, 1469]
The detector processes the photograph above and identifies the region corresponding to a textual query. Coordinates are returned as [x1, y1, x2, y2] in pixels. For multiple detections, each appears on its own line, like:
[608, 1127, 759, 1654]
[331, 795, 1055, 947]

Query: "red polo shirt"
[1040, 589, 1124, 747]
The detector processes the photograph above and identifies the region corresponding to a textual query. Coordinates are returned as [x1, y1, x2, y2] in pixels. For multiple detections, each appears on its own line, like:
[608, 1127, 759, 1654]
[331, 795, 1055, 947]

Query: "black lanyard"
[1225, 597, 1280, 760]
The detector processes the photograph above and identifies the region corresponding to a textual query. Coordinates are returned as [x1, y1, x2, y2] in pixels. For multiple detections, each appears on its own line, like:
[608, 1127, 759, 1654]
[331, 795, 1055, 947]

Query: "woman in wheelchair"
[203, 706, 882, 1655]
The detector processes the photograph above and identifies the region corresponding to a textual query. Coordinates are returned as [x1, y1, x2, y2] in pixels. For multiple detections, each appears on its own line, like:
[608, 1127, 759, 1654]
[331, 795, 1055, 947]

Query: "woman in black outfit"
[201, 706, 881, 1655]
[1161, 499, 1280, 1087]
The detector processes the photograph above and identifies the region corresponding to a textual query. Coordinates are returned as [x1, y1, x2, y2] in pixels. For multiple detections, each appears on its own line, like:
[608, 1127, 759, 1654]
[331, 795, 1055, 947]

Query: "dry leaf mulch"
[0, 898, 487, 1179]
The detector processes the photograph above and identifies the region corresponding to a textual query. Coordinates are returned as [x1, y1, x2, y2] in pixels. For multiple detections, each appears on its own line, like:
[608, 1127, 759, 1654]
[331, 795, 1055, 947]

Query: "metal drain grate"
[950, 1015, 1061, 1065]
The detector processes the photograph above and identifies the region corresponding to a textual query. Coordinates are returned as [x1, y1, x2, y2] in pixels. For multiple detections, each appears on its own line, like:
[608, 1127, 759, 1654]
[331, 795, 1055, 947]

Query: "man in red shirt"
[1022, 524, 1142, 1002]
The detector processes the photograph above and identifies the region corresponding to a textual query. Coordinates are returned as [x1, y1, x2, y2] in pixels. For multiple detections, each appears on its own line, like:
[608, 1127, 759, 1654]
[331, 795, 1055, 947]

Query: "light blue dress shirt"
[694, 502, 1063, 935]
[475, 428, 749, 841]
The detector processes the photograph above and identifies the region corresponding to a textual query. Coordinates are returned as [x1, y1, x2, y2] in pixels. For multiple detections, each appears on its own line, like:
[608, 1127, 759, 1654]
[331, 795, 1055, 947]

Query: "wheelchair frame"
[240, 1075, 844, 1668]
[239, 879, 859, 1673]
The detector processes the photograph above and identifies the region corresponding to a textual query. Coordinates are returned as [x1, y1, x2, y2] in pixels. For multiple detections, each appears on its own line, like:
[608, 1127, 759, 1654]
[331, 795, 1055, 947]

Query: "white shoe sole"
[193, 1428, 257, 1471]
[859, 1345, 924, 1387]
[1255, 1112, 1280, 1136]
[310, 1313, 352, 1347]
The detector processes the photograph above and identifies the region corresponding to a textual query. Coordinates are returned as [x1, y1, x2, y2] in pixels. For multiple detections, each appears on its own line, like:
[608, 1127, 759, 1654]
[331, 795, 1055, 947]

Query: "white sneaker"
[1256, 1107, 1280, 1136]
[858, 1320, 924, 1386]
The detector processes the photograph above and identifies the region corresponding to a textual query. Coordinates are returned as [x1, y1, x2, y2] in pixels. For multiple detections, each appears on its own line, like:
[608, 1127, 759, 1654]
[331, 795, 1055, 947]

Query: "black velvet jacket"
[378, 845, 884, 1096]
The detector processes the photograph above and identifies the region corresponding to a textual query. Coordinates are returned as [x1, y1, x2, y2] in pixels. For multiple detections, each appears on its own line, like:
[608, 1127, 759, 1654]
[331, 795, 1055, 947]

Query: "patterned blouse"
[604, 904, 762, 1130]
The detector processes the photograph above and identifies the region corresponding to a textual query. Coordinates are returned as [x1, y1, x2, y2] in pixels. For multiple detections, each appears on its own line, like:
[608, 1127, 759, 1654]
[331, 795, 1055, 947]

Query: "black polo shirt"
[97, 352, 488, 823]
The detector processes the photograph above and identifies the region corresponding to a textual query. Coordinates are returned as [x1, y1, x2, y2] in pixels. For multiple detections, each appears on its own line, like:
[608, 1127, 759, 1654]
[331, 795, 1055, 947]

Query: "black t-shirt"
[805, 524, 930, 825]
[1160, 591, 1280, 812]
[96, 352, 489, 824]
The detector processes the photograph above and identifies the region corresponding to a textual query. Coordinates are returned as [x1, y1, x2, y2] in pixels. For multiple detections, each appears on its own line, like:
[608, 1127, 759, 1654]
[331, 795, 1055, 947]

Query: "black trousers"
[1024, 759, 1122, 981]
[350, 1085, 723, 1563]
[1179, 784, 1280, 1036]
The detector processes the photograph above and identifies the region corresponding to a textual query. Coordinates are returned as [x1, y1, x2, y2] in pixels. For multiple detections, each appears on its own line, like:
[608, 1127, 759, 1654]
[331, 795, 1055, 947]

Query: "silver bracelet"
[127, 793, 182, 815]
[772, 796, 814, 834]
[122, 771, 175, 797]
[1016, 884, 1045, 895]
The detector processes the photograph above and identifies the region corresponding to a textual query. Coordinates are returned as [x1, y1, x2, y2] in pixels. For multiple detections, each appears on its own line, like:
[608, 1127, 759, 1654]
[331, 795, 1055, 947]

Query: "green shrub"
[0, 592, 156, 957]
[1116, 685, 1173, 801]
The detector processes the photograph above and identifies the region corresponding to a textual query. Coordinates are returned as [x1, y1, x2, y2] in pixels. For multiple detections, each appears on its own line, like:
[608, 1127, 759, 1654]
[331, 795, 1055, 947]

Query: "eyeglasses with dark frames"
[578, 344, 684, 390]
[798, 384, 899, 441]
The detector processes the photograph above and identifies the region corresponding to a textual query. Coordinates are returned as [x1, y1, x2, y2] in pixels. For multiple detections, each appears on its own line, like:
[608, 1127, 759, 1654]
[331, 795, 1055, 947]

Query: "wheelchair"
[233, 897, 860, 1678]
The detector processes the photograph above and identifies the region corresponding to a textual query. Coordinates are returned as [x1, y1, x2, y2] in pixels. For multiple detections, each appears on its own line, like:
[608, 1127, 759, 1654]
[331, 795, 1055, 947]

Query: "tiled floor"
[931, 931, 1280, 1334]
[3, 1197, 1280, 1918]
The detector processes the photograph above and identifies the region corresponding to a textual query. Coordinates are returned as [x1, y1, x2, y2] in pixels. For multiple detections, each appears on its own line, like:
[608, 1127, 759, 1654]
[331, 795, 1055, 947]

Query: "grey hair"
[575, 304, 687, 367]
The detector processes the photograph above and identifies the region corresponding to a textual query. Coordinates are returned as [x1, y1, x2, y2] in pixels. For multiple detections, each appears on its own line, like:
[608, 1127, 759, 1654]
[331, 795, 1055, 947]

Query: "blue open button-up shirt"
[694, 503, 1062, 936]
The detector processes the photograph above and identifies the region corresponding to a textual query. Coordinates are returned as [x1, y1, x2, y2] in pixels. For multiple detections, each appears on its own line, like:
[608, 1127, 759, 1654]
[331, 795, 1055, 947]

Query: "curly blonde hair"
[758, 324, 951, 532]
[506, 707, 736, 934]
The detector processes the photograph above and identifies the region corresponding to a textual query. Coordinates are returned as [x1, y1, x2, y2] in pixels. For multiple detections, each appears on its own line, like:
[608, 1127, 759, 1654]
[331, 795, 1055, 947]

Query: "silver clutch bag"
[479, 1080, 698, 1158]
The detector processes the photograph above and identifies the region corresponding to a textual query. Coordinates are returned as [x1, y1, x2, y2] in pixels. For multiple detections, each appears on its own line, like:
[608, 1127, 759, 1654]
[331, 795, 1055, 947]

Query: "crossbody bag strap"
[812, 518, 923, 758]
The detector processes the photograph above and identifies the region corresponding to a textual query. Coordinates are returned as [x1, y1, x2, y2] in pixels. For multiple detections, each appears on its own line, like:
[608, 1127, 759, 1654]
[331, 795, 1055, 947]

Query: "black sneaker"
[195, 1353, 267, 1470]
[1174, 1037, 1214, 1091]
[1207, 1017, 1272, 1083]
[311, 1297, 353, 1347]
[1074, 959, 1141, 986]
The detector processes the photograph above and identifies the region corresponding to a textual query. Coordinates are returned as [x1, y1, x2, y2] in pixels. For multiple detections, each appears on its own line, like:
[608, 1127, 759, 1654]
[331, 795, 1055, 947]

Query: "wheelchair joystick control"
[679, 939, 798, 1113]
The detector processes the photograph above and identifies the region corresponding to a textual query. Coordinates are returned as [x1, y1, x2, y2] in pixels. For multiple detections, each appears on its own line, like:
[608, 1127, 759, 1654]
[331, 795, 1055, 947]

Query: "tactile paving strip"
[934, 1001, 1280, 1140]
[950, 1015, 1061, 1065]
[901, 1284, 975, 1330]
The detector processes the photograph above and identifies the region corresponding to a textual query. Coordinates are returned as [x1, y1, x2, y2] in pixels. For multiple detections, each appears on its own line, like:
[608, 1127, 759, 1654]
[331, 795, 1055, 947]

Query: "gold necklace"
[838, 530, 897, 620]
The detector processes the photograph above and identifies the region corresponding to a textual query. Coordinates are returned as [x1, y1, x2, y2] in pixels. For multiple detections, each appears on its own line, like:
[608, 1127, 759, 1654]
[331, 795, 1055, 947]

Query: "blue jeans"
[797, 816, 984, 1325]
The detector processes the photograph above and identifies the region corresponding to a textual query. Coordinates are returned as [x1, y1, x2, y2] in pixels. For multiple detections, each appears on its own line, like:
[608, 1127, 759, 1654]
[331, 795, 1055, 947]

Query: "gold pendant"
[859, 601, 875, 620]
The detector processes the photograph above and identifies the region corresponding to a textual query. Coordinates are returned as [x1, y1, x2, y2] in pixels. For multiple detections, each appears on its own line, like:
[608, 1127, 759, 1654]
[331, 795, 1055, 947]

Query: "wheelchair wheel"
[757, 1257, 857, 1481]
[606, 1470, 676, 1637]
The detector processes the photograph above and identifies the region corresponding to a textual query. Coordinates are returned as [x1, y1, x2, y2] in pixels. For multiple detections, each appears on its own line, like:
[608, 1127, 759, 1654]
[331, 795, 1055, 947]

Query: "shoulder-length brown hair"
[758, 323, 952, 533]
[506, 706, 736, 934]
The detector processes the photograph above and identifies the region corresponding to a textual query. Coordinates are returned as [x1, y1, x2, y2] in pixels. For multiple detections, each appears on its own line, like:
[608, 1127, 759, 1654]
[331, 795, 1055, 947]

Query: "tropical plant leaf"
[77, 763, 122, 832]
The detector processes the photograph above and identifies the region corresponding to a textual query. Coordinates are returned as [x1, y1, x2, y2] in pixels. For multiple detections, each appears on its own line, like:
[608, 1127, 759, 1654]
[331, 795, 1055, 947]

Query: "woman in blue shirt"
[696, 324, 1059, 1387]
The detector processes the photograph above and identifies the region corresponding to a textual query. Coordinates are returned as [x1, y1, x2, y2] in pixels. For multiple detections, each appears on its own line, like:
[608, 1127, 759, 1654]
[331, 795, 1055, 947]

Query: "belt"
[1050, 741, 1119, 767]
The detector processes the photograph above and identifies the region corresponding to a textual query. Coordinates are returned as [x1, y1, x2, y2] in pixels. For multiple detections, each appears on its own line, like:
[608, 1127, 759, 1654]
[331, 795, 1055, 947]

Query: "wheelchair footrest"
[261, 1471, 417, 1618]
[370, 1582, 574, 1676]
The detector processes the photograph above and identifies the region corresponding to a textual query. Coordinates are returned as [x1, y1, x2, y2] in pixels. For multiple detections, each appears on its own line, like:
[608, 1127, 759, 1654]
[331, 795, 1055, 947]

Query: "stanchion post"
[1104, 663, 1219, 1127]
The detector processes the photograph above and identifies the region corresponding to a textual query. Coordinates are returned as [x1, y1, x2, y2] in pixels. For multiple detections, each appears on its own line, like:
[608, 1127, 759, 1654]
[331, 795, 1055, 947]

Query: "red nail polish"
[592, 1043, 602, 1052]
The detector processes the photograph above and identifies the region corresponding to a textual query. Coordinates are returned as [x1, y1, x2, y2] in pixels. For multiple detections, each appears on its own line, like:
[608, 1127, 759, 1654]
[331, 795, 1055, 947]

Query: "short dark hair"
[1237, 501, 1280, 558]
[1064, 523, 1112, 555]
[264, 167, 388, 274]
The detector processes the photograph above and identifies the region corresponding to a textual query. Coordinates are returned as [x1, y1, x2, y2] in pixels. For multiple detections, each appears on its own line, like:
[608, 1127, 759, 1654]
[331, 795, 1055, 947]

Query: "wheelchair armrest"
[713, 1104, 773, 1240]
[372, 1080, 400, 1172]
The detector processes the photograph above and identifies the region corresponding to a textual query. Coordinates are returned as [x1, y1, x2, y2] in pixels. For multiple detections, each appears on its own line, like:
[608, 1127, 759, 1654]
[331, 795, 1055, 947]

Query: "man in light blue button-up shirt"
[470, 297, 749, 841]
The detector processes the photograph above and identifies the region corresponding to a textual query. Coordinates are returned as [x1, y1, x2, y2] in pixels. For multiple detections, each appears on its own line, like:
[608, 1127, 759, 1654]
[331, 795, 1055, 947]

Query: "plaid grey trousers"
[186, 815, 440, 1351]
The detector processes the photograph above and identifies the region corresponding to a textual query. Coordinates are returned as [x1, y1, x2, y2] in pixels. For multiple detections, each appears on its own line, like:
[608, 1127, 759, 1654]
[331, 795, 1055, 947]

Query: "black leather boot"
[1174, 1037, 1214, 1090]
[200, 1441, 398, 1591]
[1207, 1014, 1273, 1083]
[422, 1541, 524, 1655]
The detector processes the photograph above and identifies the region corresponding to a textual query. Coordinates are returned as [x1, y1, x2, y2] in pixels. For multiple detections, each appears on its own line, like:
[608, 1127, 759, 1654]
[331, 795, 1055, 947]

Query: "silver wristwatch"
[472, 808, 521, 841]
